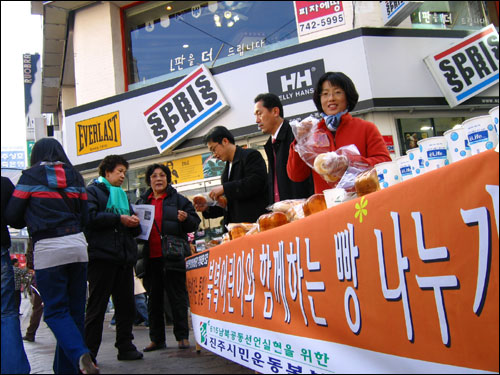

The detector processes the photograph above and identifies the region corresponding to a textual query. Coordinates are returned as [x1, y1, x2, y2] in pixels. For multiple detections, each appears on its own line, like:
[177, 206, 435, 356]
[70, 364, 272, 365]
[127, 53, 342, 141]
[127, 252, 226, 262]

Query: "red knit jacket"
[287, 113, 391, 194]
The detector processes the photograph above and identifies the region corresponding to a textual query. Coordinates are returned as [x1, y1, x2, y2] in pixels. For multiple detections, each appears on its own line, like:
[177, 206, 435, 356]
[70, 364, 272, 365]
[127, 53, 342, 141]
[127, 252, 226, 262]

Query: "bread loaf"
[258, 212, 289, 232]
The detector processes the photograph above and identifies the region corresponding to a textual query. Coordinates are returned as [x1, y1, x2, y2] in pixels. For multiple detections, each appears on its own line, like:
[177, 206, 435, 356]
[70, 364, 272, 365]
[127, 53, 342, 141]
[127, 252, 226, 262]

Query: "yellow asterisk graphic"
[355, 196, 368, 223]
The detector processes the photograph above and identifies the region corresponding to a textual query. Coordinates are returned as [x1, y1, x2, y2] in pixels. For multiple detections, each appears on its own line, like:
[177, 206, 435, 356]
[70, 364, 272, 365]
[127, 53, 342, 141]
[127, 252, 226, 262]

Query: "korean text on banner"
[424, 24, 499, 108]
[142, 64, 229, 154]
[186, 150, 499, 374]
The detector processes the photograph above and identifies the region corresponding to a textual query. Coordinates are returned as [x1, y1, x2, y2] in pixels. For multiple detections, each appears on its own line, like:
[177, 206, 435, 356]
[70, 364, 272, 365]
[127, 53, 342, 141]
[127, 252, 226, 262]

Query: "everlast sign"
[143, 64, 229, 154]
[76, 111, 121, 155]
[267, 60, 325, 106]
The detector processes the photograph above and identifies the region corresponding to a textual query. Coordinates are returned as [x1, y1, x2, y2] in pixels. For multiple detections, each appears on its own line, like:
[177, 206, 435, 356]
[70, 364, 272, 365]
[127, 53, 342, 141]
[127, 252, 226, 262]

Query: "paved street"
[19, 295, 254, 374]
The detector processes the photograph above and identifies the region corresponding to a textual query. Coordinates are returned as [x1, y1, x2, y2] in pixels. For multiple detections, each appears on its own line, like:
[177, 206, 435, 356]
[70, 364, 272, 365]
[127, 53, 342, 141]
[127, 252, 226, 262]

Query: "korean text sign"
[294, 1, 345, 38]
[424, 24, 499, 108]
[186, 150, 499, 373]
[143, 65, 229, 154]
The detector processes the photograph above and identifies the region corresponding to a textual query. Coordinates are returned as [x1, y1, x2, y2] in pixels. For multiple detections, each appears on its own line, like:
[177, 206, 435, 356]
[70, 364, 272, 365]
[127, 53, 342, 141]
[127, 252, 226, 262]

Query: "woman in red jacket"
[287, 72, 391, 194]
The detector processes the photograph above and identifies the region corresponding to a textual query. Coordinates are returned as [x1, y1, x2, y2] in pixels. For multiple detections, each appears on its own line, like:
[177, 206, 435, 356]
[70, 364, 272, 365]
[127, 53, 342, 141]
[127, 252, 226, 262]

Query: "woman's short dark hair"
[203, 126, 235, 145]
[98, 155, 129, 177]
[312, 72, 359, 113]
[145, 163, 172, 186]
[30, 138, 72, 167]
[254, 93, 284, 118]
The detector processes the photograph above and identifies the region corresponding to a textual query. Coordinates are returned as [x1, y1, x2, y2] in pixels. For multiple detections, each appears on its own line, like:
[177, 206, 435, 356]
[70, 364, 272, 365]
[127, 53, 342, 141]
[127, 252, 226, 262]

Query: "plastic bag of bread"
[355, 168, 380, 196]
[192, 193, 227, 209]
[290, 116, 332, 168]
[266, 199, 306, 221]
[313, 144, 371, 189]
[258, 212, 289, 232]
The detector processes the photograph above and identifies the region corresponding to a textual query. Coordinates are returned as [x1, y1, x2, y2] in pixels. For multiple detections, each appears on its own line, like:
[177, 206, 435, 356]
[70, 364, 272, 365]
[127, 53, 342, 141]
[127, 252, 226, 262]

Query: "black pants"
[14, 290, 21, 314]
[145, 258, 188, 343]
[84, 259, 136, 357]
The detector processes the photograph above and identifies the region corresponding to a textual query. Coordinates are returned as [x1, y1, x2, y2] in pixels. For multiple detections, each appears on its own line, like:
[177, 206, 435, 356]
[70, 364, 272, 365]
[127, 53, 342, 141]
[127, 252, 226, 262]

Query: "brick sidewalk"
[19, 295, 253, 374]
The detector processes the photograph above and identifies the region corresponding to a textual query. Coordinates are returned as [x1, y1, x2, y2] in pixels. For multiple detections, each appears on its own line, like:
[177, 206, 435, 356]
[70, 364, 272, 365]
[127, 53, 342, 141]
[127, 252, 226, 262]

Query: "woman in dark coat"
[137, 164, 200, 352]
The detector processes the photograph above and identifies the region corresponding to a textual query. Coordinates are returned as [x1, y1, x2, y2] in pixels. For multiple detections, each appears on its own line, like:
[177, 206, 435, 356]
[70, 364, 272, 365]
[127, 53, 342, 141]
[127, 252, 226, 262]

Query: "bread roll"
[193, 194, 207, 206]
[303, 194, 327, 217]
[355, 168, 380, 196]
[313, 153, 332, 175]
[296, 120, 313, 139]
[258, 212, 289, 232]
[217, 195, 227, 208]
[230, 225, 248, 240]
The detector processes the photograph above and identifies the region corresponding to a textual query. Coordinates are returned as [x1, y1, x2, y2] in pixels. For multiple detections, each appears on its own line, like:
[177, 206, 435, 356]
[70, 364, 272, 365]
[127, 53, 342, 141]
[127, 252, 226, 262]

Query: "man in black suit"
[195, 126, 268, 226]
[254, 93, 313, 205]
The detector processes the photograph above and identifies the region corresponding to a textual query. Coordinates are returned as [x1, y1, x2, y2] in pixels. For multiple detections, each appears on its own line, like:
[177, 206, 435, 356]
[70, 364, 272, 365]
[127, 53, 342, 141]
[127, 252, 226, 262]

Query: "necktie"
[272, 139, 280, 203]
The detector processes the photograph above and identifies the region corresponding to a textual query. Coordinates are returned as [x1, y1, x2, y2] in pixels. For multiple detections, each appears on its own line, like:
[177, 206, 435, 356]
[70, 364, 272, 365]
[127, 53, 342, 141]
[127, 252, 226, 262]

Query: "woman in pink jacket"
[287, 72, 391, 194]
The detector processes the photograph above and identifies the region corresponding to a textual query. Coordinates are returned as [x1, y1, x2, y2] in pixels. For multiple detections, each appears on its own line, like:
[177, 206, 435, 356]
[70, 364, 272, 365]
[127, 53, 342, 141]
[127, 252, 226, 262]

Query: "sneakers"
[79, 352, 100, 374]
[117, 349, 143, 361]
[22, 335, 35, 342]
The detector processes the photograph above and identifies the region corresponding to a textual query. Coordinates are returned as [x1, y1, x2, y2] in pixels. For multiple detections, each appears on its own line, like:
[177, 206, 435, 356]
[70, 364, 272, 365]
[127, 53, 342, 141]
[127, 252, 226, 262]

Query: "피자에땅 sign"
[294, 1, 346, 38]
[143, 64, 229, 154]
[424, 24, 499, 108]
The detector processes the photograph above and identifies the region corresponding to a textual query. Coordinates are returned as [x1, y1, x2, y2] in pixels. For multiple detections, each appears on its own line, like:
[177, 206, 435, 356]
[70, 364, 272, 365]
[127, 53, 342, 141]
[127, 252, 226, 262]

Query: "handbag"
[153, 218, 191, 261]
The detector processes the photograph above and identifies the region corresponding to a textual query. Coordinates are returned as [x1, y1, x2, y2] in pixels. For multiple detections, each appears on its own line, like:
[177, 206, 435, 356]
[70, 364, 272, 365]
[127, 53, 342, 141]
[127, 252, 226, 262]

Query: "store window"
[397, 116, 469, 155]
[410, 1, 496, 30]
[124, 1, 298, 90]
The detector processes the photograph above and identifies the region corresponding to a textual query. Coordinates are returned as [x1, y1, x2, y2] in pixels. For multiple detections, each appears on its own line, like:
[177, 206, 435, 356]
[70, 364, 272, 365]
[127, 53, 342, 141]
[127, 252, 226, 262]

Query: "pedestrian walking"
[1, 175, 31, 374]
[5, 138, 99, 374]
[84, 154, 143, 363]
[22, 273, 44, 342]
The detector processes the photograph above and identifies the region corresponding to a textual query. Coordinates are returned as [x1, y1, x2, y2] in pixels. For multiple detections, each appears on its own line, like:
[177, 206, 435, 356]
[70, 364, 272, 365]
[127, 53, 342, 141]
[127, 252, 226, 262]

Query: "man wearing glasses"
[194, 126, 268, 228]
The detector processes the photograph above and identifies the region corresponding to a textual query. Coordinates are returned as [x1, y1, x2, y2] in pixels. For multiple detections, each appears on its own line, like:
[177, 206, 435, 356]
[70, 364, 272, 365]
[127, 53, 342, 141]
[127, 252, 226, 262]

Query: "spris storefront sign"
[143, 64, 229, 154]
[75, 111, 121, 155]
[424, 24, 499, 108]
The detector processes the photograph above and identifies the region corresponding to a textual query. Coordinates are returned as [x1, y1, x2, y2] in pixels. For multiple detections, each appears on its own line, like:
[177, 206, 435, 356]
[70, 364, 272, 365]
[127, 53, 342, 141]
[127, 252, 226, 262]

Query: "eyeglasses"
[209, 143, 221, 155]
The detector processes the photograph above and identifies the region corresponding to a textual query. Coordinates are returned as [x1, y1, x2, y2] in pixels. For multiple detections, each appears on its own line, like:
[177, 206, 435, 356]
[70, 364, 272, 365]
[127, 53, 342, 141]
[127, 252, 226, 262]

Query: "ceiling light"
[420, 126, 432, 131]
[233, 15, 239, 22]
[227, 21, 234, 27]
[183, 44, 189, 48]
[224, 11, 232, 19]
[215, 20, 222, 27]
[166, 5, 172, 10]
[214, 14, 220, 21]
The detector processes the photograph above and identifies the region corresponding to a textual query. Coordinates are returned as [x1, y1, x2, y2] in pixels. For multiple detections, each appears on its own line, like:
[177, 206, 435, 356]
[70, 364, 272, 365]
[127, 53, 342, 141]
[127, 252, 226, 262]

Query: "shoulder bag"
[152, 194, 191, 261]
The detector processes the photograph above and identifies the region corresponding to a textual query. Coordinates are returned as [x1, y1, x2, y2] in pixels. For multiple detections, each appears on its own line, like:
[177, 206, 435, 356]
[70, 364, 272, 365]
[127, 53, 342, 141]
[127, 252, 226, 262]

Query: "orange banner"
[187, 150, 499, 373]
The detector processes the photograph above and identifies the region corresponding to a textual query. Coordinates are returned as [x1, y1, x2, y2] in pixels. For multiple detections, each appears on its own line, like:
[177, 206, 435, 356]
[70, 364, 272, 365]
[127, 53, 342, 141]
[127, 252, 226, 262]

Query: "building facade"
[34, 1, 499, 237]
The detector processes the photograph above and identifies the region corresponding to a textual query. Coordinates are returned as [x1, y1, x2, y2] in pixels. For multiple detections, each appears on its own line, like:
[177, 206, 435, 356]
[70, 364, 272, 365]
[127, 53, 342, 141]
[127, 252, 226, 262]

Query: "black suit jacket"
[203, 146, 268, 226]
[264, 120, 313, 204]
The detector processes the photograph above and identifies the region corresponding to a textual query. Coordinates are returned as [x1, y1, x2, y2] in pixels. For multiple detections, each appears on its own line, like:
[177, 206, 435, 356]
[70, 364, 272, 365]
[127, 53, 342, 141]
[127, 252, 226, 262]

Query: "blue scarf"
[97, 176, 130, 215]
[321, 110, 348, 132]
